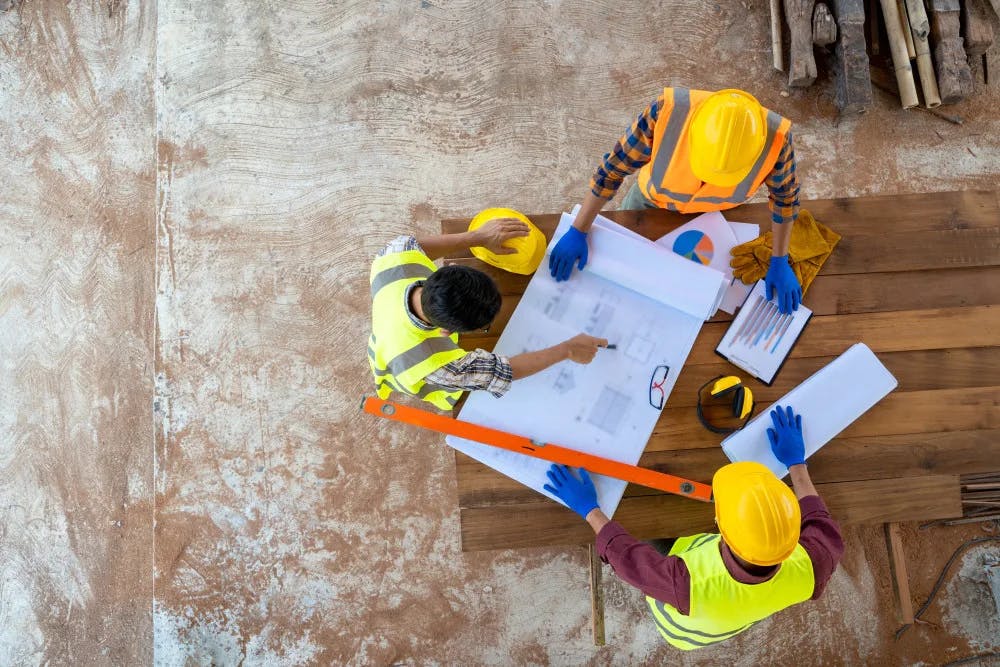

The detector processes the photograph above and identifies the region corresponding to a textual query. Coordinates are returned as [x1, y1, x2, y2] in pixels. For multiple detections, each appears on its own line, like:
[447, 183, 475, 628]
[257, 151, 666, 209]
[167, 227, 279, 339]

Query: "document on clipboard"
[715, 281, 812, 385]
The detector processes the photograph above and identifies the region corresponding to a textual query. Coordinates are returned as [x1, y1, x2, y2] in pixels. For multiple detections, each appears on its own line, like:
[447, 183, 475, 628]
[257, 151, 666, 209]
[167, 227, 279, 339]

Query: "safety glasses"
[648, 364, 670, 410]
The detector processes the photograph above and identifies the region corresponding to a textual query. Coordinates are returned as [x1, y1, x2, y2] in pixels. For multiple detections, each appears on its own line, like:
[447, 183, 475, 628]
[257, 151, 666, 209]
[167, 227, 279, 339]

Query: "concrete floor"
[1, 1, 999, 664]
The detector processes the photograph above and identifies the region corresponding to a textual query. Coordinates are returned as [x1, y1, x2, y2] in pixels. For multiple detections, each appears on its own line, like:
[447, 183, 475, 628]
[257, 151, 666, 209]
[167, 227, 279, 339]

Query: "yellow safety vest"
[368, 249, 467, 410]
[646, 533, 814, 650]
[636, 88, 792, 213]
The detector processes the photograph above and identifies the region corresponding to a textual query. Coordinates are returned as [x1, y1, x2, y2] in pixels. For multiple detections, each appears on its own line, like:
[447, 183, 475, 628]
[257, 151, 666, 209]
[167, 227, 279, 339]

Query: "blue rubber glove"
[548, 227, 588, 282]
[543, 464, 599, 518]
[765, 255, 802, 315]
[767, 405, 807, 467]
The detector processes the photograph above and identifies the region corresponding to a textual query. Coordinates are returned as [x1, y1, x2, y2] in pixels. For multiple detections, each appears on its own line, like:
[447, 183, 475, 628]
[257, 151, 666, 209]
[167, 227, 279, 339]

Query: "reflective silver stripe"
[370, 263, 432, 298]
[647, 88, 692, 201]
[729, 110, 782, 202]
[652, 599, 753, 639]
[651, 599, 754, 642]
[377, 378, 455, 401]
[680, 534, 717, 554]
[381, 336, 458, 380]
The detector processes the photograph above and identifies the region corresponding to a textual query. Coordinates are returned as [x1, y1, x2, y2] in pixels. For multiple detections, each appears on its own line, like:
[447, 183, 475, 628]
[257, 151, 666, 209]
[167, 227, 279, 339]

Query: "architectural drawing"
[447, 212, 727, 517]
[587, 387, 631, 434]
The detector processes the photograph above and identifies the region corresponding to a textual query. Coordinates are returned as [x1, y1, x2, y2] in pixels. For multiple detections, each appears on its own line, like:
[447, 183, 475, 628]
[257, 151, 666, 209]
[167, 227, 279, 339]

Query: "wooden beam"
[772, 0, 786, 70]
[589, 544, 606, 646]
[458, 475, 961, 550]
[963, 0, 995, 58]
[814, 2, 839, 44]
[825, 0, 874, 113]
[927, 0, 974, 102]
[787, 0, 820, 86]
[883, 523, 915, 624]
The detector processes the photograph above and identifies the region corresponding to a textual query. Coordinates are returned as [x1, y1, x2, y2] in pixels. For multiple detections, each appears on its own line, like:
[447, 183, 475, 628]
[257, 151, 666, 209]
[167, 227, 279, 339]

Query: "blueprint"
[447, 213, 728, 517]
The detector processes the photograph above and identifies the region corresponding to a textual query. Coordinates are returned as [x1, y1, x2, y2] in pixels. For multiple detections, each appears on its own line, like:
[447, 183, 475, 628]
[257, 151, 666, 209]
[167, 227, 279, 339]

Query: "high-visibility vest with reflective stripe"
[636, 88, 792, 213]
[368, 249, 467, 410]
[646, 532, 814, 650]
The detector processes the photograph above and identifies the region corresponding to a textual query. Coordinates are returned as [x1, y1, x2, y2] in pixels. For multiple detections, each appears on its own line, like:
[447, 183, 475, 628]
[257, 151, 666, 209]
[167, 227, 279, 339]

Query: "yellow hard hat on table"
[713, 461, 801, 566]
[467, 207, 546, 275]
[688, 89, 768, 188]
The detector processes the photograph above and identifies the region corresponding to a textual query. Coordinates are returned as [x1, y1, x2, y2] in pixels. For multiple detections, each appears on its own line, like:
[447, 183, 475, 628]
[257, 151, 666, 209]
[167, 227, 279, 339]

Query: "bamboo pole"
[879, 0, 920, 107]
[897, 0, 917, 58]
[771, 0, 785, 71]
[905, 0, 943, 108]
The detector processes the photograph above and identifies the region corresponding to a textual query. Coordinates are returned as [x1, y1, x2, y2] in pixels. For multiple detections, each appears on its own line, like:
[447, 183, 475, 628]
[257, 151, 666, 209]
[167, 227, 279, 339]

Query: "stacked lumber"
[770, 0, 998, 113]
[958, 472, 1000, 521]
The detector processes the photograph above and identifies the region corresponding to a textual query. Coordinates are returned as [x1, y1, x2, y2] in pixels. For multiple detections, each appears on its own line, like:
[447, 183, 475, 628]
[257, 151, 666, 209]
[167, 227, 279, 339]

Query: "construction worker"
[369, 218, 608, 410]
[549, 87, 804, 314]
[544, 405, 843, 650]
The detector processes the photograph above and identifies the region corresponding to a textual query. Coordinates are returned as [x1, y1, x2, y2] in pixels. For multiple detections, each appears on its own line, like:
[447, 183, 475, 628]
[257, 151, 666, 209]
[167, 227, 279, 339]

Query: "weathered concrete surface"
[2, 0, 1000, 664]
[0, 1, 155, 664]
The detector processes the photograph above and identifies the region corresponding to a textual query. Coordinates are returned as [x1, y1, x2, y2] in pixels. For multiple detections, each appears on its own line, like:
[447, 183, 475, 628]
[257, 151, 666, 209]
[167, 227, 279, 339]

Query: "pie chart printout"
[672, 230, 715, 266]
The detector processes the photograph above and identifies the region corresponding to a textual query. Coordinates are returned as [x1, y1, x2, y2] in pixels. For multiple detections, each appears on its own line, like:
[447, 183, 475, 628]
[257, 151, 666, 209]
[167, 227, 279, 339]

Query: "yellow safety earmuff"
[697, 375, 755, 434]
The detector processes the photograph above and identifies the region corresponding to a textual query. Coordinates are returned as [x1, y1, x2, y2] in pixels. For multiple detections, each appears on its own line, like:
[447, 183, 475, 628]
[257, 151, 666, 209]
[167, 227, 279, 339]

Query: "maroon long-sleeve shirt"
[596, 495, 844, 615]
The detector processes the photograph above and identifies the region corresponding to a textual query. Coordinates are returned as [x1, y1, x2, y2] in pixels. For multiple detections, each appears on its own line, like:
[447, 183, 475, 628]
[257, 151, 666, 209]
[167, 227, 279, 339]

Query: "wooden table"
[442, 190, 1000, 552]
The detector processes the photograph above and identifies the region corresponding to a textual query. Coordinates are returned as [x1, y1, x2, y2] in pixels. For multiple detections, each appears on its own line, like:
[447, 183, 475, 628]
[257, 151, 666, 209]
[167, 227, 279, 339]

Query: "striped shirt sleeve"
[764, 133, 800, 226]
[424, 349, 513, 398]
[589, 94, 663, 200]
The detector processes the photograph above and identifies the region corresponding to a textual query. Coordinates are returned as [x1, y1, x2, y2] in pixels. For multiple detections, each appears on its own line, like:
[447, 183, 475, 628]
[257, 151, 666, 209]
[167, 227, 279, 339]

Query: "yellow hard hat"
[688, 89, 768, 188]
[467, 207, 546, 275]
[713, 461, 800, 566]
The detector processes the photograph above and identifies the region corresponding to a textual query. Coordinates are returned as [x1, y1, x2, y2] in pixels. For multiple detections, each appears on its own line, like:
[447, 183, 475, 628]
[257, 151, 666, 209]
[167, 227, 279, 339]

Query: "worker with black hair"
[368, 218, 608, 410]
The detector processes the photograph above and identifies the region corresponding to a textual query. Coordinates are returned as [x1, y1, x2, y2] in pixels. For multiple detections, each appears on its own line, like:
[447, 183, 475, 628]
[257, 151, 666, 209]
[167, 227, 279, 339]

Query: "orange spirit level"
[362, 396, 712, 503]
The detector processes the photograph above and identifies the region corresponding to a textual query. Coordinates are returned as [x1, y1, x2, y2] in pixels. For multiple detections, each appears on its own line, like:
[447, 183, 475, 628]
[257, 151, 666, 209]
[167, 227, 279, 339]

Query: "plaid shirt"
[375, 236, 513, 397]
[590, 93, 800, 225]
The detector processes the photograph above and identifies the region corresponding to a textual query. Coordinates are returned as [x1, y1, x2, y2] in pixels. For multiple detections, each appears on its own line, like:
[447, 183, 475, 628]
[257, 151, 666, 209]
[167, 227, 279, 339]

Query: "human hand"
[560, 334, 608, 364]
[543, 464, 600, 518]
[548, 227, 589, 281]
[765, 255, 803, 314]
[471, 218, 531, 254]
[767, 405, 806, 467]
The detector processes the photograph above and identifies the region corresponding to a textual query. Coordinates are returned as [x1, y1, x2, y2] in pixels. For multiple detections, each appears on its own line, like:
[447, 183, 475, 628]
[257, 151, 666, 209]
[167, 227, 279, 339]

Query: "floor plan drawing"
[587, 387, 632, 434]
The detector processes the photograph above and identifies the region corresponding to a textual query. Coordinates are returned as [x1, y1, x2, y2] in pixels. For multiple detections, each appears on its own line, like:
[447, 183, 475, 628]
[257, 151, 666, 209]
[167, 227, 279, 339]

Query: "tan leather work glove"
[729, 235, 771, 284]
[729, 209, 841, 295]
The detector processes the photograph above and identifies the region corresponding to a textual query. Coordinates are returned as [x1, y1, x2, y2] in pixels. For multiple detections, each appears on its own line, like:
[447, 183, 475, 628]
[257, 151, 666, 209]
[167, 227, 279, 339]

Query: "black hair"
[420, 265, 501, 332]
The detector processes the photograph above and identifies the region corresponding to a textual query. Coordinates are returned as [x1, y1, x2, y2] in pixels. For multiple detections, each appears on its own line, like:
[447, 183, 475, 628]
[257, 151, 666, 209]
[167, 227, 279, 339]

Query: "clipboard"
[714, 281, 812, 385]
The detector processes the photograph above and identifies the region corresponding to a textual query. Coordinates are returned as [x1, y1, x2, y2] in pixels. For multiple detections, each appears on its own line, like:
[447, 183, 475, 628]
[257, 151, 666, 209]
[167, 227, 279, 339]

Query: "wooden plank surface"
[455, 429, 1000, 507]
[441, 189, 1000, 245]
[646, 385, 1000, 449]
[445, 189, 1000, 551]
[458, 475, 961, 550]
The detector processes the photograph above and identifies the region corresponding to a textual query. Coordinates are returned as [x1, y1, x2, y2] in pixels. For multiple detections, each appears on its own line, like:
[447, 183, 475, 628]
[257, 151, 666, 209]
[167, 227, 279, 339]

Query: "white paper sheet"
[447, 215, 727, 517]
[721, 343, 898, 478]
[717, 221, 761, 313]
